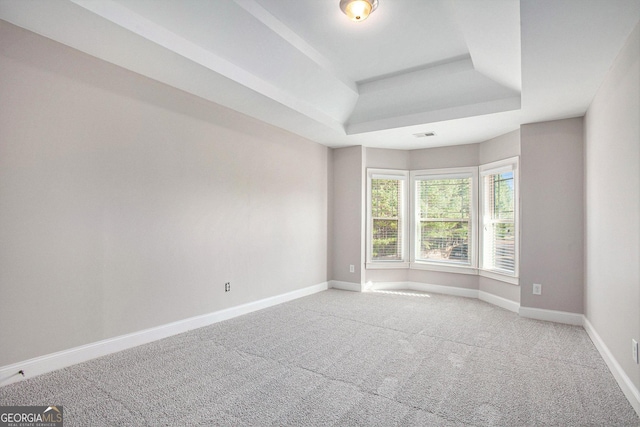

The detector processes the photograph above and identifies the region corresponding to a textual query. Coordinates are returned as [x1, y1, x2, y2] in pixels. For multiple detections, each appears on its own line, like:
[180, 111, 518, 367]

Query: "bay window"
[366, 157, 518, 284]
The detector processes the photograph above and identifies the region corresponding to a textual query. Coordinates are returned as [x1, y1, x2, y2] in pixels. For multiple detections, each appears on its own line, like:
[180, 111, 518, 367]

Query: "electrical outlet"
[349, 264, 355, 273]
[224, 282, 230, 292]
[532, 283, 542, 295]
[633, 339, 638, 364]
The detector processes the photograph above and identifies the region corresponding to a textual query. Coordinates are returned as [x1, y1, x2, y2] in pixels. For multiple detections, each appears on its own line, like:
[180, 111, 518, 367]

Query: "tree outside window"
[416, 177, 472, 264]
[483, 171, 515, 273]
[371, 178, 403, 260]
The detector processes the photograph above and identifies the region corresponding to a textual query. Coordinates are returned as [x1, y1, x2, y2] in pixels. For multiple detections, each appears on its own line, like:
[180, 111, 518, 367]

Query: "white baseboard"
[365, 281, 480, 299]
[0, 281, 329, 387]
[518, 306, 584, 326]
[366, 281, 520, 311]
[583, 317, 640, 417]
[364, 281, 407, 291]
[330, 280, 362, 292]
[478, 291, 520, 313]
[366, 282, 581, 326]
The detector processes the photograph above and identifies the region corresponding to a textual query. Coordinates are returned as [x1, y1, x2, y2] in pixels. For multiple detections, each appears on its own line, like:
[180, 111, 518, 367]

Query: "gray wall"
[584, 21, 640, 392]
[366, 147, 409, 170]
[520, 118, 584, 313]
[331, 146, 364, 284]
[409, 143, 479, 169]
[479, 129, 521, 165]
[409, 270, 479, 290]
[0, 22, 329, 366]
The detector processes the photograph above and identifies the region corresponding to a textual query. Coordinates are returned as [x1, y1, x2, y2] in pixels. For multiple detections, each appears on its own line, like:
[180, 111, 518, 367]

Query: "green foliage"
[420, 221, 468, 248]
[372, 219, 400, 260]
[491, 172, 514, 219]
[419, 178, 470, 220]
[371, 179, 402, 260]
[418, 178, 470, 261]
[371, 179, 400, 218]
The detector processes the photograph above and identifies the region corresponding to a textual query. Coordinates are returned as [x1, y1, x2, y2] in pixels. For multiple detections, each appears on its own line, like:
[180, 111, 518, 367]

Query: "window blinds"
[482, 171, 515, 273]
[415, 176, 472, 264]
[371, 177, 404, 261]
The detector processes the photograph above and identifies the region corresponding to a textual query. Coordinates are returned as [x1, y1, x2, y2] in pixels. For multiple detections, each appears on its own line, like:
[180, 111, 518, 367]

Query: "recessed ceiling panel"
[253, 0, 469, 81]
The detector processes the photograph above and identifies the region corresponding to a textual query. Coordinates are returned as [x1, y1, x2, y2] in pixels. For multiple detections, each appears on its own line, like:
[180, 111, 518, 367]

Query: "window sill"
[366, 262, 410, 270]
[365, 261, 519, 285]
[410, 262, 477, 275]
[479, 270, 519, 285]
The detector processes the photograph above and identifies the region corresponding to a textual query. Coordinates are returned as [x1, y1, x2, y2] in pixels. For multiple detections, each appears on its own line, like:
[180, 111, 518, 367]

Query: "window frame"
[410, 167, 479, 274]
[479, 157, 519, 284]
[366, 169, 410, 269]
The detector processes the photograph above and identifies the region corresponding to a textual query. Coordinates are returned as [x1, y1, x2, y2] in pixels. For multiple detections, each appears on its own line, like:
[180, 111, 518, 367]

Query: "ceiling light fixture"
[339, 0, 378, 22]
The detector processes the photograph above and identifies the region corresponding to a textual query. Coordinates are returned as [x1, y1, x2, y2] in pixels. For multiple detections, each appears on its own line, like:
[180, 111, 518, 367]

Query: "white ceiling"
[1, 0, 638, 149]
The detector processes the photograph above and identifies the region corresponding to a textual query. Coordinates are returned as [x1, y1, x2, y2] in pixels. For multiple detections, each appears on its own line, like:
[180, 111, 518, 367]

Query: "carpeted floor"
[1, 289, 638, 426]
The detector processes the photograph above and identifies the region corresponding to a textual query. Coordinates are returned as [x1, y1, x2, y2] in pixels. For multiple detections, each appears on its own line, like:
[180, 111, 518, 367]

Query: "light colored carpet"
[1, 289, 638, 426]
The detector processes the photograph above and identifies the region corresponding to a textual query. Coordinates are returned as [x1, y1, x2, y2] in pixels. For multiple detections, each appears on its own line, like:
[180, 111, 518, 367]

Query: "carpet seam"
[205, 336, 480, 427]
[295, 300, 602, 371]
[76, 370, 153, 426]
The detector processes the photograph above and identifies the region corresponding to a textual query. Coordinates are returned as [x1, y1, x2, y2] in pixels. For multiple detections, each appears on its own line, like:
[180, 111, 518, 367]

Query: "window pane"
[372, 179, 400, 218]
[371, 178, 403, 261]
[483, 169, 516, 273]
[486, 222, 515, 272]
[373, 219, 400, 260]
[416, 177, 471, 263]
[419, 220, 469, 261]
[491, 172, 514, 220]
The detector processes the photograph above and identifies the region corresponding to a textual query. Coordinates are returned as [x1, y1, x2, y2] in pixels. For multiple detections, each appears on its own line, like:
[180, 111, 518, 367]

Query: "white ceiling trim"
[232, 0, 357, 93]
[347, 96, 521, 135]
[347, 56, 521, 134]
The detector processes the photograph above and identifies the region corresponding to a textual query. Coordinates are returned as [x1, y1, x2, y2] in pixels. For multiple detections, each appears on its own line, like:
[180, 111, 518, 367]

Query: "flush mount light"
[340, 0, 378, 22]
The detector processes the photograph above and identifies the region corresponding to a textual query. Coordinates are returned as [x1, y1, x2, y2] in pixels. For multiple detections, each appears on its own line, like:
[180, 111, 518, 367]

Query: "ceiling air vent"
[413, 131, 436, 138]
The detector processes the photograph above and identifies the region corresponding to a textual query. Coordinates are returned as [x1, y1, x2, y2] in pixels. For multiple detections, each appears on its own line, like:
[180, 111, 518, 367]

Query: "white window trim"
[366, 168, 410, 267]
[410, 261, 478, 275]
[479, 156, 520, 282]
[366, 261, 410, 270]
[410, 167, 479, 270]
